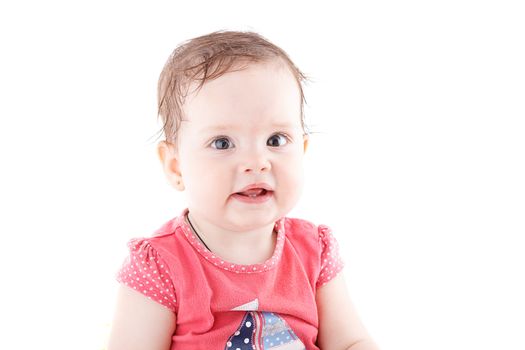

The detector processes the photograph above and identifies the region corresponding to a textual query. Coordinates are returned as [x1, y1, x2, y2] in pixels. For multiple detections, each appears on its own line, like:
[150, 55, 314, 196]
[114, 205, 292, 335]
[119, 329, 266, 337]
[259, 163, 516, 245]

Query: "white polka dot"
[227, 341, 232, 347]
[244, 338, 249, 344]
[246, 321, 252, 328]
[235, 331, 240, 336]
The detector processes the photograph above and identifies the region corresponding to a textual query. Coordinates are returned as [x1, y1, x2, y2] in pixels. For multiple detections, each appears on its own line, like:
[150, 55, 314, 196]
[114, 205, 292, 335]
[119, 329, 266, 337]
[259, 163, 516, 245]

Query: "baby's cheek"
[196, 166, 230, 193]
[278, 164, 304, 195]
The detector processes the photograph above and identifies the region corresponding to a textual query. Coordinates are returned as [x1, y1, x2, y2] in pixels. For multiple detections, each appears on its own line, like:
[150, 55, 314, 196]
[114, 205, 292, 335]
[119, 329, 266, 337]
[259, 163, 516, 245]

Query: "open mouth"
[232, 188, 273, 203]
[236, 188, 269, 197]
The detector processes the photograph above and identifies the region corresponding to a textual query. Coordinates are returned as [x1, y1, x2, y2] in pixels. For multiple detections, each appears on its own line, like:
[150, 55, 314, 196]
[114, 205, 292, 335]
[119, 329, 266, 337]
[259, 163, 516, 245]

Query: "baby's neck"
[213, 232, 277, 265]
[186, 213, 277, 265]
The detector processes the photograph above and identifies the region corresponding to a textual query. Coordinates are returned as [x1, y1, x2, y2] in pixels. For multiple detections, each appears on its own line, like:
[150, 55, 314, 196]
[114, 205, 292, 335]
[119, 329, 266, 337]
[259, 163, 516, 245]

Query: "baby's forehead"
[182, 64, 300, 111]
[181, 118, 302, 131]
[179, 114, 304, 142]
[184, 58, 293, 93]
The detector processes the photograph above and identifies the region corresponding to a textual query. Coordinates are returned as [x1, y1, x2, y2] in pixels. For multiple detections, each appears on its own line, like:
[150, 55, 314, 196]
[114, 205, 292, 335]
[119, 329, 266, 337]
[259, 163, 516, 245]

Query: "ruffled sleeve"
[116, 238, 177, 312]
[316, 225, 345, 288]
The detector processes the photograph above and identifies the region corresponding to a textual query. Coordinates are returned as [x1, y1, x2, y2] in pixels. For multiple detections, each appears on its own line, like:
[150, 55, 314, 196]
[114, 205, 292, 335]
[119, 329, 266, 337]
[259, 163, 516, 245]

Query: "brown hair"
[155, 30, 309, 144]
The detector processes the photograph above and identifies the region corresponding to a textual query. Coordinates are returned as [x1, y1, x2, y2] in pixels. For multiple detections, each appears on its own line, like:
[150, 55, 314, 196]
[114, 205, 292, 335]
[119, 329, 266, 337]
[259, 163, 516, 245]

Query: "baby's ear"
[157, 141, 185, 191]
[303, 134, 309, 153]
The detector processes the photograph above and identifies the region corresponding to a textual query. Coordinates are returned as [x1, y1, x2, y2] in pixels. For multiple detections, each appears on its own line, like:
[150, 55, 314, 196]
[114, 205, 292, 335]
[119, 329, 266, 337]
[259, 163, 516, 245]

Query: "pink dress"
[116, 208, 344, 349]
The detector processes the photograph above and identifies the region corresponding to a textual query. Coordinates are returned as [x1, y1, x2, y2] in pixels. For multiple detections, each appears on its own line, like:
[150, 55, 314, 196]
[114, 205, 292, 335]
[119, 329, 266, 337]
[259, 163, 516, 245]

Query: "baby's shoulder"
[281, 217, 338, 266]
[124, 216, 182, 253]
[150, 216, 180, 239]
[123, 216, 186, 264]
[283, 216, 331, 241]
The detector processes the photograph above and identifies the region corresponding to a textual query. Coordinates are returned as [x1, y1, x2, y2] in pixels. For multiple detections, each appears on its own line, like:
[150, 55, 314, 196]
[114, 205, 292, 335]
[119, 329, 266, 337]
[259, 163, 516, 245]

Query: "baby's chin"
[231, 202, 299, 227]
[223, 211, 281, 232]
[215, 208, 283, 233]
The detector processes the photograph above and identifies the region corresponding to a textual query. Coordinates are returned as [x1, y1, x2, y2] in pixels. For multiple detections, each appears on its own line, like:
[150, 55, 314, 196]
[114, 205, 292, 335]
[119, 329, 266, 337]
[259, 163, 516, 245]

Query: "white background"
[0, 1, 524, 349]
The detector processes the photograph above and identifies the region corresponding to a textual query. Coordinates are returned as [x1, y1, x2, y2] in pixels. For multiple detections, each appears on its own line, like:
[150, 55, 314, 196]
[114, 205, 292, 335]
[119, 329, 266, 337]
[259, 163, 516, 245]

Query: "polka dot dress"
[177, 216, 287, 274]
[116, 213, 344, 311]
[317, 225, 345, 287]
[116, 238, 177, 312]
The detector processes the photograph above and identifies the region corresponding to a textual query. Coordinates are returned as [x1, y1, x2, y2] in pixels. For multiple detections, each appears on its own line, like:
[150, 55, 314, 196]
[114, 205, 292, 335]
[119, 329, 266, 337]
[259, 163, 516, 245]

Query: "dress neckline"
[174, 208, 287, 274]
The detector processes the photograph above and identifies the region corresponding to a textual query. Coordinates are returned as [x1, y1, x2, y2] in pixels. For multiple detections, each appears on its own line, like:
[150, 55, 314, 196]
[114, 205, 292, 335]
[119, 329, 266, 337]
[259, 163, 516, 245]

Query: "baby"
[108, 30, 379, 350]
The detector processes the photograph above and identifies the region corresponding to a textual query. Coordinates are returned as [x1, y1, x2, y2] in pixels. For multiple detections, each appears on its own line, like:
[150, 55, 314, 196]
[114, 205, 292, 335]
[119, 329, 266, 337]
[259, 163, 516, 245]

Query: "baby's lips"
[238, 188, 265, 196]
[236, 182, 274, 194]
[231, 188, 274, 203]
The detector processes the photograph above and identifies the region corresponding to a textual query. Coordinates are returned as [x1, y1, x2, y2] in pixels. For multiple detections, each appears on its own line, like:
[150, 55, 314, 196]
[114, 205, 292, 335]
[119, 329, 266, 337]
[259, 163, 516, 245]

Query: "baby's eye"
[211, 137, 233, 150]
[267, 133, 289, 147]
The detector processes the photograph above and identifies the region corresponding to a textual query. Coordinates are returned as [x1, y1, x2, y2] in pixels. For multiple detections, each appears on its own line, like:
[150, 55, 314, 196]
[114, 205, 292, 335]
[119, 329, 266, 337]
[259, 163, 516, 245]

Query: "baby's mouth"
[236, 188, 268, 198]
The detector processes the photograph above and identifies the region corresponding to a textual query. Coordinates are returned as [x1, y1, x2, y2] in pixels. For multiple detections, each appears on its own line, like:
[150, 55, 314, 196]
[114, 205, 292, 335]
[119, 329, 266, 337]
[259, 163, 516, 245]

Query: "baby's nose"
[240, 152, 271, 173]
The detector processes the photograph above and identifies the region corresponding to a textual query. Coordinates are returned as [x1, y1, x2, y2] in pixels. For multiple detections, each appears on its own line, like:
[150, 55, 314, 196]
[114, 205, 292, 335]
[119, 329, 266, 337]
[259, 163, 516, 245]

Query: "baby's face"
[164, 60, 307, 232]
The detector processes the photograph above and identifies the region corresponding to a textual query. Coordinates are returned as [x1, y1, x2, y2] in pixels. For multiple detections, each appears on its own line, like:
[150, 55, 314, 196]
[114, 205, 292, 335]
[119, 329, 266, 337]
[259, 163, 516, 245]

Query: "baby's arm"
[107, 285, 176, 350]
[316, 274, 379, 350]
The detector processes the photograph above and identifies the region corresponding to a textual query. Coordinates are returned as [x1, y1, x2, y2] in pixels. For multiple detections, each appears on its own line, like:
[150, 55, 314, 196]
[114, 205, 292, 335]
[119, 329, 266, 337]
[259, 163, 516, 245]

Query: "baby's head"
[156, 31, 310, 231]
[156, 30, 308, 146]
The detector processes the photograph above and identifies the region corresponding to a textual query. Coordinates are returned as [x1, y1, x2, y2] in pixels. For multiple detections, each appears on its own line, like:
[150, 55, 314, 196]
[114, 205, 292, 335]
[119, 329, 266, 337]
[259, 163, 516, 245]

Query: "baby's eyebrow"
[271, 122, 299, 129]
[199, 124, 235, 133]
[199, 122, 298, 134]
